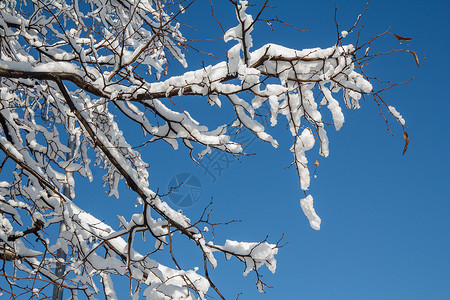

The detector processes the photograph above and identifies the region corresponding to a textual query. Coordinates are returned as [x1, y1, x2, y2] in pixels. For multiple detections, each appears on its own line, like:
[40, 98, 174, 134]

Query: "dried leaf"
[406, 50, 420, 67]
[394, 34, 412, 41]
[314, 160, 319, 166]
[402, 131, 409, 155]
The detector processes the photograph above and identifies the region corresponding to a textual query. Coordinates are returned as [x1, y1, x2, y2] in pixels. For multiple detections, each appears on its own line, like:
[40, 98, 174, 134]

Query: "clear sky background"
[72, 0, 450, 299]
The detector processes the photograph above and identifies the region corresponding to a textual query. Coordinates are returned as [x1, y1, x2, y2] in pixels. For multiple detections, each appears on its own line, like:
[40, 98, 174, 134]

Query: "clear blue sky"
[74, 0, 450, 299]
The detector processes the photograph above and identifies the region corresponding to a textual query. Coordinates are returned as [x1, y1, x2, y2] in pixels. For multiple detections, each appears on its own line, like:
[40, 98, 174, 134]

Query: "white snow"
[388, 105, 406, 125]
[300, 195, 321, 230]
[0, 0, 400, 297]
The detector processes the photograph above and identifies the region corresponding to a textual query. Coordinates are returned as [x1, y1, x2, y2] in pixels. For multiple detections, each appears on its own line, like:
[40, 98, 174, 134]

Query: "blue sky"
[73, 0, 449, 299]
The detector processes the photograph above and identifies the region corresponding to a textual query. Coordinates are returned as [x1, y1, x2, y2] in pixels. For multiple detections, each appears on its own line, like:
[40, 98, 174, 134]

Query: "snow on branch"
[0, 0, 413, 298]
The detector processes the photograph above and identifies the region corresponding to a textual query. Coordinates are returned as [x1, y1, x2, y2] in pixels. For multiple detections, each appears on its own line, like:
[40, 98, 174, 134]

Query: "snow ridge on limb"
[300, 195, 321, 230]
[0, 0, 411, 298]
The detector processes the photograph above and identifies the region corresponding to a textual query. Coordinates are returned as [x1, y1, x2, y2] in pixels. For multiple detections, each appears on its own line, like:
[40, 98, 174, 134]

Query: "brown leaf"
[402, 131, 409, 155]
[314, 160, 319, 166]
[406, 50, 420, 67]
[394, 34, 412, 41]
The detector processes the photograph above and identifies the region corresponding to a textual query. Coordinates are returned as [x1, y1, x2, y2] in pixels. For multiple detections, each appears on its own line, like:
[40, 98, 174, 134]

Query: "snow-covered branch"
[0, 0, 412, 298]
